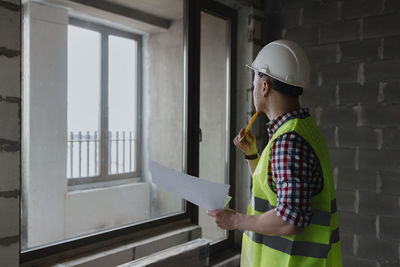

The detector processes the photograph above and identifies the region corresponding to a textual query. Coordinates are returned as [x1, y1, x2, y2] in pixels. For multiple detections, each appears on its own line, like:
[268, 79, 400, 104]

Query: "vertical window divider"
[135, 35, 142, 176]
[100, 32, 109, 179]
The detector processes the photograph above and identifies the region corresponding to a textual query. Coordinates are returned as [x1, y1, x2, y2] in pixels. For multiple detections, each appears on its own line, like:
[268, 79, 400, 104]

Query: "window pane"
[147, 19, 185, 217]
[67, 25, 101, 178]
[198, 11, 229, 243]
[108, 35, 137, 175]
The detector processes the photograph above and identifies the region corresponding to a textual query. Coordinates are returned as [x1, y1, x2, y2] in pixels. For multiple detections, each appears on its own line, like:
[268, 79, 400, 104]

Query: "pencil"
[240, 112, 259, 141]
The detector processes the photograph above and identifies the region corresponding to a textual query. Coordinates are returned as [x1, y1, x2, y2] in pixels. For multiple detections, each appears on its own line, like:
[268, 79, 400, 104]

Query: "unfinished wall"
[0, 0, 20, 266]
[271, 0, 400, 266]
[22, 1, 68, 248]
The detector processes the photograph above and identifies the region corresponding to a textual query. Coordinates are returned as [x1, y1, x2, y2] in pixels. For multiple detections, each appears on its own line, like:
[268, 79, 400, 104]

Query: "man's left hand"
[206, 208, 240, 230]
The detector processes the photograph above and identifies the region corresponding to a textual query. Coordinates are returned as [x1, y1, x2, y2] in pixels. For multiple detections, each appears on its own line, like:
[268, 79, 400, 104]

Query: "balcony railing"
[67, 131, 136, 178]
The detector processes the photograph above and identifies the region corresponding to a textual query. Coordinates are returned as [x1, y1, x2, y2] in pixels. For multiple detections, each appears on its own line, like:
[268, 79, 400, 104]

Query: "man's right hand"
[233, 128, 258, 156]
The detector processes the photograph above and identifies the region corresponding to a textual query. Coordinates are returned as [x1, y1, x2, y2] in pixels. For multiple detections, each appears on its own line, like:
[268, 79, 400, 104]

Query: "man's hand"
[206, 208, 242, 230]
[233, 128, 257, 155]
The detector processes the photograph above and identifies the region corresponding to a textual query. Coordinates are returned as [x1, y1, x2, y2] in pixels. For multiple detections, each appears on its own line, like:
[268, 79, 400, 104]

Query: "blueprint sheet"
[150, 161, 230, 211]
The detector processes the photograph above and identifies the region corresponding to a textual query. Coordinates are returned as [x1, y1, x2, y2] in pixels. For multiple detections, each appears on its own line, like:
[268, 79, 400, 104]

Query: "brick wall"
[267, 0, 400, 265]
[0, 0, 20, 266]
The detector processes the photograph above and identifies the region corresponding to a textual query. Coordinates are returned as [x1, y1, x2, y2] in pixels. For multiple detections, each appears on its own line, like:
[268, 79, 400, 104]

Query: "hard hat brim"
[245, 64, 258, 72]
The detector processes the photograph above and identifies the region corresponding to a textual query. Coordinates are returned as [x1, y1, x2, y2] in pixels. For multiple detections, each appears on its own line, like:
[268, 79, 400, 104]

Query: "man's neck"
[264, 97, 300, 121]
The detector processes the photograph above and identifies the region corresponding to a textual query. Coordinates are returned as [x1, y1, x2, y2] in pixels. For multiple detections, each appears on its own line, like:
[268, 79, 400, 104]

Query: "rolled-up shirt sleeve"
[271, 132, 321, 228]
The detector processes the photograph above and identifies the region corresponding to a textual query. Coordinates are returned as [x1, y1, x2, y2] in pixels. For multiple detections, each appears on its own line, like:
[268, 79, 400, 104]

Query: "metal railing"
[67, 131, 136, 178]
[108, 131, 137, 175]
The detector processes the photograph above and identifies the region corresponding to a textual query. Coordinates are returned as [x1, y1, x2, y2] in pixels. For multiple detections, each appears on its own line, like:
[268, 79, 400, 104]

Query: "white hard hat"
[247, 40, 310, 88]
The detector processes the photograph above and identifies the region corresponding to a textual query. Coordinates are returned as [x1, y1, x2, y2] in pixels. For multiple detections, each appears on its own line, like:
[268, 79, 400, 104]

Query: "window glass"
[67, 25, 101, 178]
[198, 11, 229, 243]
[108, 35, 138, 174]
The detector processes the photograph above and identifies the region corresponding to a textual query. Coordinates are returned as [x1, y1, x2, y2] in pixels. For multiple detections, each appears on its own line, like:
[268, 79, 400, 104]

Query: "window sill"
[26, 222, 201, 267]
[67, 177, 142, 192]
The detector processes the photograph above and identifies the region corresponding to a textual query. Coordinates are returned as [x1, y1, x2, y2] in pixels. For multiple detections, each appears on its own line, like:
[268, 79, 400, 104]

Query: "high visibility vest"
[241, 116, 342, 267]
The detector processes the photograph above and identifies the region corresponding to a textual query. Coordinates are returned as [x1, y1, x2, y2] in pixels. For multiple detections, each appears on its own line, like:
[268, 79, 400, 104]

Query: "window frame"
[67, 18, 142, 186]
[20, 0, 239, 263]
[186, 0, 238, 257]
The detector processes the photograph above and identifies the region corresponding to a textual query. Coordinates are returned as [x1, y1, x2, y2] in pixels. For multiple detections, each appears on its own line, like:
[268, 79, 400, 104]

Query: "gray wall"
[267, 0, 400, 266]
[0, 0, 20, 266]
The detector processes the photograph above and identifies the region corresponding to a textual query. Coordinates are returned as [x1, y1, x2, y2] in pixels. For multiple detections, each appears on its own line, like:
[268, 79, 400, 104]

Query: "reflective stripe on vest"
[244, 227, 340, 259]
[251, 193, 338, 227]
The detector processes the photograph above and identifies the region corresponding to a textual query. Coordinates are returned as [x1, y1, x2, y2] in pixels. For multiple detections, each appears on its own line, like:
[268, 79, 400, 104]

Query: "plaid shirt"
[266, 108, 323, 228]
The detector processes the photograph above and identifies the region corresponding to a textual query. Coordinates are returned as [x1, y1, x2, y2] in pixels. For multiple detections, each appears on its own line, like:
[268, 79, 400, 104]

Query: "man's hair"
[258, 72, 303, 97]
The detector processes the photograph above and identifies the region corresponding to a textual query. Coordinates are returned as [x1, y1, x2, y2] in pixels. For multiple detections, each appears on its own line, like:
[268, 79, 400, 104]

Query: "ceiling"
[102, 0, 184, 20]
[33, 0, 183, 33]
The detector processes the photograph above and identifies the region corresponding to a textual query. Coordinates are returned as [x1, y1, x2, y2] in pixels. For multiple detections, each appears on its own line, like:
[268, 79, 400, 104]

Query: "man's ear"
[262, 78, 270, 97]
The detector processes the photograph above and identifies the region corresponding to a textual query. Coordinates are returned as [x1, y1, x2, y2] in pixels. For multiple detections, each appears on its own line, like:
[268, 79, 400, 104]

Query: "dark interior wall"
[263, 0, 400, 266]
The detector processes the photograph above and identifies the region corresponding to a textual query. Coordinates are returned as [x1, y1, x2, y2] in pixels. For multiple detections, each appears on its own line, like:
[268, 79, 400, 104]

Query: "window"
[21, 0, 237, 261]
[22, 1, 185, 253]
[67, 20, 140, 185]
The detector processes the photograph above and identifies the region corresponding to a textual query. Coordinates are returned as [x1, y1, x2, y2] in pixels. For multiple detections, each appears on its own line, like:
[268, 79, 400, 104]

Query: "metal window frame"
[187, 0, 238, 257]
[67, 18, 142, 186]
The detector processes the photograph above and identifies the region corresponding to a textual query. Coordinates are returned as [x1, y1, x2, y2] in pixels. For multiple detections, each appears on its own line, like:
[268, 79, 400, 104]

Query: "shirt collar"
[266, 108, 310, 138]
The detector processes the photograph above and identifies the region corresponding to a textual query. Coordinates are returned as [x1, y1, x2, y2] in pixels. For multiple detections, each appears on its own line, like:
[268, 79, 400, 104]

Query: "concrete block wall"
[272, 0, 400, 266]
[0, 0, 20, 266]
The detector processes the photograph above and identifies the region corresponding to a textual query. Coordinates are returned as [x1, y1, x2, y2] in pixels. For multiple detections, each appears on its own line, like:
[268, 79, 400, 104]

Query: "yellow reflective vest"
[241, 116, 342, 267]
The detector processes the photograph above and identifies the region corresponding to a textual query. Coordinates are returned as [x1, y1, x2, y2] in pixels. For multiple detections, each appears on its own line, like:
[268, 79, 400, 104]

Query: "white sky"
[67, 25, 137, 135]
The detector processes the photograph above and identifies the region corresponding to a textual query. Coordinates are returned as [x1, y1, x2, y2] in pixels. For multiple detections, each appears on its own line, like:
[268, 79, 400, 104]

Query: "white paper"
[150, 161, 230, 211]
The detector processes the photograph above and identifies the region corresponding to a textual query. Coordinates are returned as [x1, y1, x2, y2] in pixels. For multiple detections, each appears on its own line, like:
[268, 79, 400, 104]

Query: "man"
[207, 40, 342, 267]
